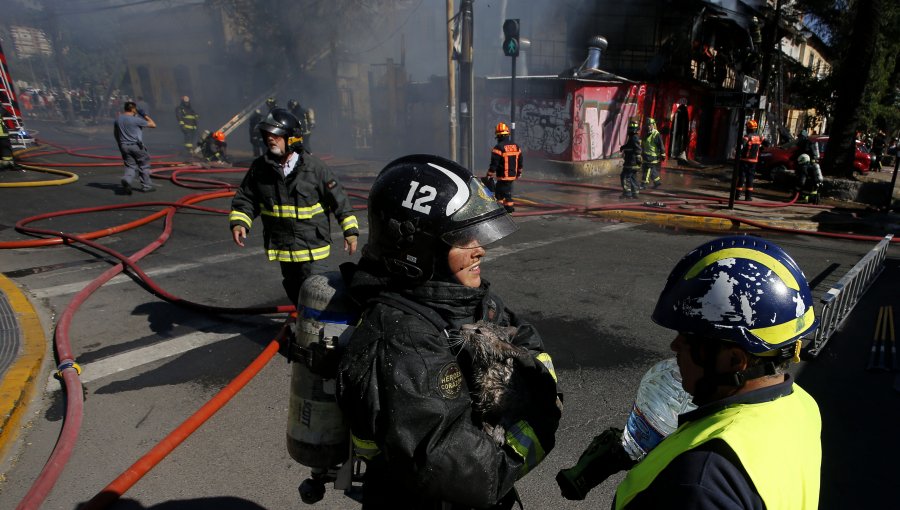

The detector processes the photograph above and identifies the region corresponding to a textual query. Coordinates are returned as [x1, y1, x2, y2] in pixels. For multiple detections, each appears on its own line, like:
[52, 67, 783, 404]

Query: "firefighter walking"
[737, 119, 762, 201]
[229, 108, 358, 307]
[620, 120, 642, 199]
[175, 95, 199, 154]
[641, 118, 664, 189]
[487, 122, 522, 213]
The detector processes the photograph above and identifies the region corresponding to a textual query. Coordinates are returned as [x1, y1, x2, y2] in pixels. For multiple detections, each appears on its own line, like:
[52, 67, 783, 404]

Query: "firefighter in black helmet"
[620, 120, 642, 199]
[337, 154, 562, 509]
[229, 108, 359, 307]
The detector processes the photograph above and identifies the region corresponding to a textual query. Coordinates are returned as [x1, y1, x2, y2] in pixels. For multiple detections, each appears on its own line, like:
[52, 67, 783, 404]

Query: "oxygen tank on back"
[287, 272, 357, 469]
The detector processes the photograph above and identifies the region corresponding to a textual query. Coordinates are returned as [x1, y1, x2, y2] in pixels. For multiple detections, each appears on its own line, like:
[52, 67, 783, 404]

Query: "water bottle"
[557, 358, 695, 500]
[621, 358, 696, 461]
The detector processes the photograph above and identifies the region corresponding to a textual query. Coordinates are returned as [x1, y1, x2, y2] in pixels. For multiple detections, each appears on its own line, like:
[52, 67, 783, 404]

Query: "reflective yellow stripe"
[505, 420, 545, 475]
[229, 211, 252, 229]
[260, 203, 325, 220]
[340, 215, 359, 231]
[267, 245, 330, 262]
[749, 306, 816, 345]
[352, 434, 381, 460]
[684, 247, 800, 291]
[536, 352, 557, 383]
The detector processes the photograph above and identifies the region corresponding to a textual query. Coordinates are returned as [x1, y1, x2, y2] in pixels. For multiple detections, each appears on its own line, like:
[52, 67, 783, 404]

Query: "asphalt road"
[0, 127, 898, 509]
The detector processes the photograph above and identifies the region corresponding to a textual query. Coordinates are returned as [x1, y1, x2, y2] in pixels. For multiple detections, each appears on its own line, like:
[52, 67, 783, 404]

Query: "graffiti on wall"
[489, 95, 572, 157]
[571, 85, 639, 162]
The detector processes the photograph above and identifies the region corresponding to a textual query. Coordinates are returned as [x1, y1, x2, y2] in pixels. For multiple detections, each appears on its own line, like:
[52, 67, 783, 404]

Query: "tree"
[798, 0, 900, 177]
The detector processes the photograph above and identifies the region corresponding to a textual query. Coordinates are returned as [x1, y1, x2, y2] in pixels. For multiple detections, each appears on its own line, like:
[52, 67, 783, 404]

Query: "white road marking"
[488, 221, 633, 259]
[31, 248, 266, 299]
[47, 324, 270, 389]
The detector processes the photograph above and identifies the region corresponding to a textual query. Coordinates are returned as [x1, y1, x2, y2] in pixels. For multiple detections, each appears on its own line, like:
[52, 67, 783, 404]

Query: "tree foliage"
[796, 0, 900, 176]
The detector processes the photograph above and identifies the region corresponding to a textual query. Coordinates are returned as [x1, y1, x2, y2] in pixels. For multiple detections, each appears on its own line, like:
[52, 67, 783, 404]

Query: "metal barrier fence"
[805, 234, 894, 358]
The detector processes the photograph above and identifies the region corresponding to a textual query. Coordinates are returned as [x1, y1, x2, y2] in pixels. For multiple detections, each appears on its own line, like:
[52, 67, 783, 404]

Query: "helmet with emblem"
[365, 154, 518, 284]
[746, 119, 759, 131]
[495, 122, 511, 137]
[652, 235, 817, 355]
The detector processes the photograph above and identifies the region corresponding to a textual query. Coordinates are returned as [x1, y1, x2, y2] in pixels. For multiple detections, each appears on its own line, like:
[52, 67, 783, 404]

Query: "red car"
[758, 135, 873, 177]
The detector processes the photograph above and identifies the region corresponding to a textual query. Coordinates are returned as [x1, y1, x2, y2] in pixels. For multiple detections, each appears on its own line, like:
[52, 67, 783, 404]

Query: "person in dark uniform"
[175, 95, 199, 154]
[620, 120, 642, 199]
[288, 98, 316, 152]
[337, 155, 561, 509]
[0, 120, 18, 170]
[199, 130, 228, 163]
[248, 108, 264, 157]
[612, 235, 822, 509]
[737, 119, 762, 201]
[487, 122, 523, 212]
[229, 108, 358, 307]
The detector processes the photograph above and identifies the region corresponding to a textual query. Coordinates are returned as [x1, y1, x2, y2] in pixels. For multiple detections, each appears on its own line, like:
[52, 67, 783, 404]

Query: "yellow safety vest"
[615, 384, 821, 510]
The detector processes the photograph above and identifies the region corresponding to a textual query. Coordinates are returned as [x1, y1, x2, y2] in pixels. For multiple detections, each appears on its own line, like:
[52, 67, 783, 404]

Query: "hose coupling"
[55, 360, 82, 378]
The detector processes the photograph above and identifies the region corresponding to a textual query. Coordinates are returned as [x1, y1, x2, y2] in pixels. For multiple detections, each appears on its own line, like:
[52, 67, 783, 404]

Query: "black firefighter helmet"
[256, 108, 302, 151]
[365, 154, 518, 284]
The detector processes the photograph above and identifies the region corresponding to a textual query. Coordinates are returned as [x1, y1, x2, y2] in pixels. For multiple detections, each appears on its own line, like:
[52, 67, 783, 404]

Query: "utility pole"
[446, 0, 458, 162]
[458, 0, 474, 171]
[757, 0, 781, 141]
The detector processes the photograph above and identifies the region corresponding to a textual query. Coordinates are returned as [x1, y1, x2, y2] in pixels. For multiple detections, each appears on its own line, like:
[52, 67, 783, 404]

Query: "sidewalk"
[0, 275, 47, 461]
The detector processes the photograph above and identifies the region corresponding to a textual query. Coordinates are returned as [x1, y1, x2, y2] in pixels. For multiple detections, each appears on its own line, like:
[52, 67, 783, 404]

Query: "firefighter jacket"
[336, 260, 561, 509]
[642, 128, 665, 164]
[199, 136, 226, 162]
[740, 134, 763, 163]
[175, 103, 199, 132]
[614, 376, 821, 510]
[621, 134, 642, 170]
[489, 136, 523, 181]
[228, 152, 359, 263]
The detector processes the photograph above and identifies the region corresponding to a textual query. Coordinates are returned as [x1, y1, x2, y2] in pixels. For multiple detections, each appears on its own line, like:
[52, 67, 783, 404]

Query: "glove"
[556, 427, 636, 500]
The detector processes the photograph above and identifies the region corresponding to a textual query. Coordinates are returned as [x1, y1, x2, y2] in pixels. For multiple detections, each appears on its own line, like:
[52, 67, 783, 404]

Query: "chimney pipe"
[582, 36, 608, 74]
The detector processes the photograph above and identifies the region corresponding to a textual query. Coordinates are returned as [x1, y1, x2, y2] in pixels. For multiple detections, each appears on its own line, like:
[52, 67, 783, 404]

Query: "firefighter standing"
[0, 121, 17, 170]
[487, 122, 522, 213]
[641, 118, 665, 189]
[612, 235, 821, 509]
[737, 119, 762, 201]
[175, 95, 199, 154]
[337, 154, 561, 509]
[620, 120, 642, 199]
[288, 98, 316, 152]
[229, 108, 358, 307]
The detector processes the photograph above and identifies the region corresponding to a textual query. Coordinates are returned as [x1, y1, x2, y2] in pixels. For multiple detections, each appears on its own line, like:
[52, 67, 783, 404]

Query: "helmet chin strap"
[688, 341, 783, 401]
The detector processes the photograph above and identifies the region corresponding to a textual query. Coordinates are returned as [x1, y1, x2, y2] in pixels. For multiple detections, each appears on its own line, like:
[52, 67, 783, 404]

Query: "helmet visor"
[439, 178, 518, 247]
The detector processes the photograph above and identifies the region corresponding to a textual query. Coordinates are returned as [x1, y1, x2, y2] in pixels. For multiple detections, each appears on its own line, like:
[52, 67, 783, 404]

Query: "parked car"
[758, 135, 873, 177]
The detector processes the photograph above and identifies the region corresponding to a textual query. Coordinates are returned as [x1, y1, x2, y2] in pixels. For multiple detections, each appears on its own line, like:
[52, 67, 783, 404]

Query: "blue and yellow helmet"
[652, 235, 817, 354]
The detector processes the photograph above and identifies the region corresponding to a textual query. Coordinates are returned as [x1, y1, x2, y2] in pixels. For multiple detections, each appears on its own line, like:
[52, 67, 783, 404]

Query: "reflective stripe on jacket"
[175, 105, 199, 129]
[490, 140, 522, 181]
[642, 129, 664, 163]
[229, 152, 359, 263]
[740, 134, 763, 163]
[615, 384, 821, 510]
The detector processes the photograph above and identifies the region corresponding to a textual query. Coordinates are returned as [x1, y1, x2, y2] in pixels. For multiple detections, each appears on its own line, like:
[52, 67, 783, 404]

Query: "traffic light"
[502, 18, 520, 57]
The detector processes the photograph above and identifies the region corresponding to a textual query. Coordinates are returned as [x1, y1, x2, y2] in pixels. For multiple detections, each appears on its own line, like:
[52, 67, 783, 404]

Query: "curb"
[592, 209, 821, 232]
[0, 275, 47, 461]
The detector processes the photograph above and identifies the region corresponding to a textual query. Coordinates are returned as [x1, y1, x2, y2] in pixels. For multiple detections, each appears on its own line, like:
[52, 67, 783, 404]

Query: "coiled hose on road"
[2, 142, 896, 509]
